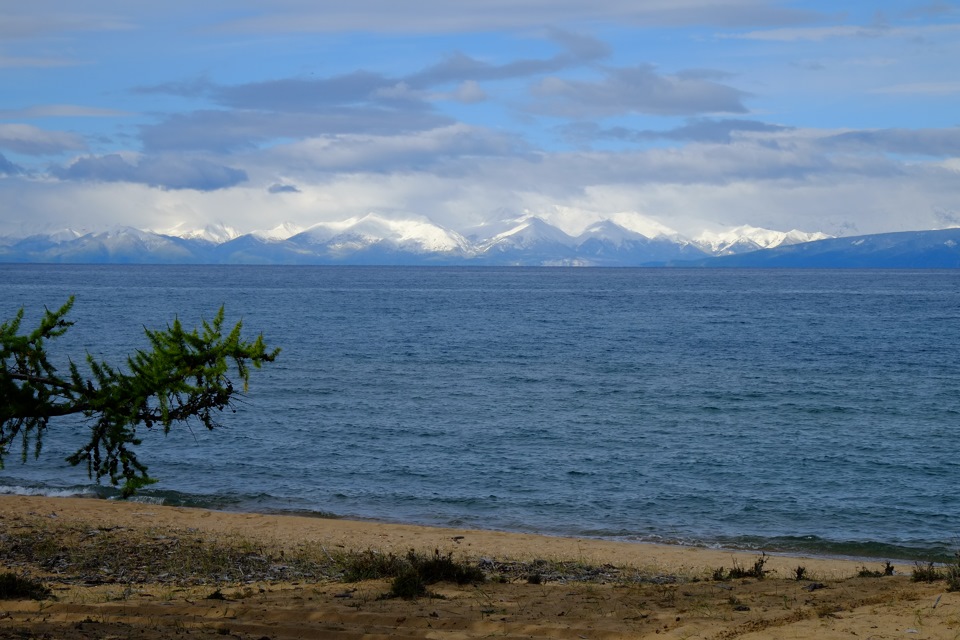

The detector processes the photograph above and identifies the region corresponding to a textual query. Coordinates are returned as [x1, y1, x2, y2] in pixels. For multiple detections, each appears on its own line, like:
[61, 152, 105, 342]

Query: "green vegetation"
[338, 549, 485, 599]
[713, 553, 769, 581]
[0, 517, 486, 596]
[0, 297, 278, 495]
[910, 553, 960, 591]
[857, 561, 895, 578]
[911, 561, 943, 583]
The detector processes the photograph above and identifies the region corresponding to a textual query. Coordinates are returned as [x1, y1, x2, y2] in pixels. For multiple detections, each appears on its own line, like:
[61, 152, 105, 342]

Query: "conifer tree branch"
[0, 297, 279, 496]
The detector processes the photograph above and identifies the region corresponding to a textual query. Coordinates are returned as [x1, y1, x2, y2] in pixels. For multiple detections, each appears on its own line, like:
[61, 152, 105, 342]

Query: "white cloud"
[266, 125, 524, 173]
[4, 122, 958, 240]
[2, 1, 957, 244]
[0, 124, 86, 155]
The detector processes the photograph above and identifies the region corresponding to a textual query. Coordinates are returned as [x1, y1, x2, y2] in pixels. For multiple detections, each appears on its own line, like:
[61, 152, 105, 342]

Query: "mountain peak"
[251, 221, 304, 241]
[0, 213, 873, 266]
[695, 225, 833, 255]
[159, 222, 241, 244]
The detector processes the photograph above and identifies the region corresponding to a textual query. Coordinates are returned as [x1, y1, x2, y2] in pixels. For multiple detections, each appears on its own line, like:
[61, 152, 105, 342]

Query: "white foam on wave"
[0, 484, 100, 499]
[120, 495, 166, 505]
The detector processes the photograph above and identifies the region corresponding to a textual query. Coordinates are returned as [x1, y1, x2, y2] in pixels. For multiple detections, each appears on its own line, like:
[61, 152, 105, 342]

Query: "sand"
[1, 494, 957, 639]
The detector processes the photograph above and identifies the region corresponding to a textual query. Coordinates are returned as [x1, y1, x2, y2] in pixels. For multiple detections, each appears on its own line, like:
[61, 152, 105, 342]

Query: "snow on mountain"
[292, 213, 470, 254]
[575, 220, 639, 247]
[0, 228, 86, 257]
[158, 221, 241, 244]
[250, 222, 304, 241]
[42, 228, 86, 243]
[606, 211, 684, 240]
[477, 216, 574, 251]
[697, 228, 960, 268]
[11, 226, 207, 263]
[574, 220, 709, 265]
[0, 213, 849, 265]
[469, 216, 579, 265]
[694, 225, 833, 255]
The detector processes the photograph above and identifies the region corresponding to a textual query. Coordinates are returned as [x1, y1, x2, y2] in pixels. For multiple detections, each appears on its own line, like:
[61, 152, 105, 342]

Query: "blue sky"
[1, 0, 959, 239]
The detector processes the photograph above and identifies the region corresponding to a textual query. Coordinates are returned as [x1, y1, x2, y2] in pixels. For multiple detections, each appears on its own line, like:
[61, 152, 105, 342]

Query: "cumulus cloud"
[50, 154, 247, 190]
[529, 65, 749, 117]
[822, 128, 960, 156]
[268, 124, 527, 173]
[139, 108, 454, 152]
[5, 125, 959, 239]
[0, 124, 86, 155]
[129, 29, 611, 156]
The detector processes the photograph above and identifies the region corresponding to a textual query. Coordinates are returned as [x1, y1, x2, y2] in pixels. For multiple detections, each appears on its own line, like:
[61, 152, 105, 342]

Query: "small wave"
[0, 483, 103, 500]
[122, 495, 167, 506]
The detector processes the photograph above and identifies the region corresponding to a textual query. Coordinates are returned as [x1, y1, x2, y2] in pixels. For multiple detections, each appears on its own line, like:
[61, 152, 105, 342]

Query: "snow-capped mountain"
[251, 222, 304, 241]
[694, 225, 832, 255]
[682, 227, 960, 268]
[158, 222, 241, 244]
[0, 226, 208, 263]
[574, 220, 708, 265]
[293, 213, 471, 257]
[475, 216, 579, 264]
[7, 213, 945, 267]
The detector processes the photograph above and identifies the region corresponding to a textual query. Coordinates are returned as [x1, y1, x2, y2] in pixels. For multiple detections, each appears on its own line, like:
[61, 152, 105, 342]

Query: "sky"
[1, 0, 959, 240]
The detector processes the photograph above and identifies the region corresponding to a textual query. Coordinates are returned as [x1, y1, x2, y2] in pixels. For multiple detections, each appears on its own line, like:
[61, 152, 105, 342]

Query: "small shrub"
[407, 549, 485, 585]
[0, 572, 51, 600]
[389, 568, 427, 600]
[912, 562, 943, 583]
[946, 562, 960, 592]
[342, 548, 484, 600]
[858, 561, 894, 578]
[793, 566, 807, 581]
[726, 554, 769, 580]
[946, 567, 960, 592]
[339, 550, 407, 582]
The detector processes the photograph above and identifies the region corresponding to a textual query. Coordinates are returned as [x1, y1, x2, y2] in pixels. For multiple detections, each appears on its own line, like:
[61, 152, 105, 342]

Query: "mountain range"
[1, 213, 957, 267]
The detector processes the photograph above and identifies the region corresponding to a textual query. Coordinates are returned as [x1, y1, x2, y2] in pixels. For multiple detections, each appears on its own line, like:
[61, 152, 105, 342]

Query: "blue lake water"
[2, 264, 959, 561]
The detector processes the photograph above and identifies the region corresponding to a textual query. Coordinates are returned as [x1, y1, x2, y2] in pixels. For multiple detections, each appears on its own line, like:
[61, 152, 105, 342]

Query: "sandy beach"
[1, 494, 957, 639]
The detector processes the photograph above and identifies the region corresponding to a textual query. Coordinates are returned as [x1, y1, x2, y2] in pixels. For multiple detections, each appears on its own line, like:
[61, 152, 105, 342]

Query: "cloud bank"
[0, 1, 958, 240]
